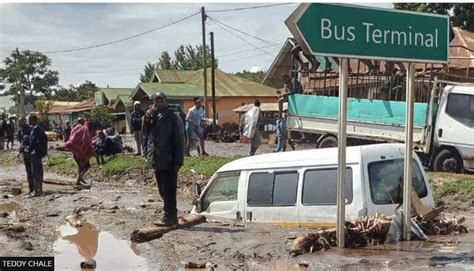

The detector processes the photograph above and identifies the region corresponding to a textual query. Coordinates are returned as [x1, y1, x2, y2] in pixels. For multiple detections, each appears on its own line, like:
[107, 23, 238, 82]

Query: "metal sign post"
[403, 63, 416, 240]
[336, 58, 348, 247]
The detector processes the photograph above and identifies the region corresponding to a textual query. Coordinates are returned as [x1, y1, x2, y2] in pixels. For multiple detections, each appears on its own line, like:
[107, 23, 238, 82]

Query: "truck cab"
[432, 85, 474, 172]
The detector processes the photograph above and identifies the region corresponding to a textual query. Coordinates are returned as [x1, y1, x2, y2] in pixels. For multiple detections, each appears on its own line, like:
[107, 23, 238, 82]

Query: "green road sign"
[288, 3, 449, 63]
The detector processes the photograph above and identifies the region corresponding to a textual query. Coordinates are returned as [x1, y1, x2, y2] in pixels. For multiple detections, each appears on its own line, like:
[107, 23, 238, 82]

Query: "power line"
[211, 20, 276, 58]
[220, 52, 276, 64]
[217, 44, 283, 58]
[207, 3, 294, 13]
[208, 16, 281, 48]
[40, 11, 200, 54]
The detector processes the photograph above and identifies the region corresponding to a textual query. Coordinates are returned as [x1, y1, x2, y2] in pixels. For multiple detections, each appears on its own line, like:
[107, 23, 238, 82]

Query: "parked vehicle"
[287, 78, 474, 173]
[192, 143, 435, 227]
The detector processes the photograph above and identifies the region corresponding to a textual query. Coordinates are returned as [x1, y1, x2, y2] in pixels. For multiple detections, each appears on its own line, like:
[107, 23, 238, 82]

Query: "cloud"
[0, 3, 393, 89]
[250, 66, 262, 73]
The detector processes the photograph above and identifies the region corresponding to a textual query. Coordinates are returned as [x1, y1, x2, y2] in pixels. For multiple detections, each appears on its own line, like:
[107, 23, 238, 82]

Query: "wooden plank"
[411, 187, 429, 216]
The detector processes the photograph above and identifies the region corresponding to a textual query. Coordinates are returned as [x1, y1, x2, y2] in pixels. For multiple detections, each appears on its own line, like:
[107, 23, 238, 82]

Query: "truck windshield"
[368, 159, 428, 205]
[446, 93, 474, 127]
[201, 172, 240, 211]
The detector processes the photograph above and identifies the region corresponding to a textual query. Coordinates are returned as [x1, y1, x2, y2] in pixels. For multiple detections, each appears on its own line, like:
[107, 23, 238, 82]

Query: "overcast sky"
[0, 3, 393, 89]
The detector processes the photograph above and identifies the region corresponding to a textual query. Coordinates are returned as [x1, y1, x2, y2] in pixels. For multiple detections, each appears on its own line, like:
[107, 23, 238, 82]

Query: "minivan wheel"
[317, 136, 338, 148]
[432, 149, 462, 173]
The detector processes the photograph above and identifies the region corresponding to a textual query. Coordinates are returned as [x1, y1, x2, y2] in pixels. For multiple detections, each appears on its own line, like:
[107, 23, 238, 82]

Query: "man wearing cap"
[185, 97, 208, 156]
[143, 92, 185, 226]
[130, 101, 145, 156]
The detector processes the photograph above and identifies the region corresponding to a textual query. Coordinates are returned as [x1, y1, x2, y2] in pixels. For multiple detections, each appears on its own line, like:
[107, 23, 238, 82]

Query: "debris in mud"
[183, 261, 217, 270]
[80, 259, 97, 269]
[46, 213, 59, 217]
[1, 212, 8, 218]
[417, 214, 469, 235]
[289, 211, 469, 256]
[131, 214, 206, 243]
[2, 194, 14, 199]
[11, 187, 22, 196]
[7, 224, 26, 233]
[21, 241, 34, 251]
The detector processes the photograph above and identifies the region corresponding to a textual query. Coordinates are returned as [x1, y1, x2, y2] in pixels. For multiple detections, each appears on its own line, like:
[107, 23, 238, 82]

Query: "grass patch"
[428, 172, 474, 204]
[180, 156, 236, 177]
[102, 155, 146, 175]
[46, 153, 237, 180]
[434, 178, 474, 203]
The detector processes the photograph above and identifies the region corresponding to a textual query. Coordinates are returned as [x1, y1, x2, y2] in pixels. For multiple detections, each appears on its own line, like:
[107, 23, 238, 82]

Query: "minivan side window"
[302, 168, 353, 205]
[368, 159, 427, 205]
[247, 172, 298, 207]
[202, 172, 240, 211]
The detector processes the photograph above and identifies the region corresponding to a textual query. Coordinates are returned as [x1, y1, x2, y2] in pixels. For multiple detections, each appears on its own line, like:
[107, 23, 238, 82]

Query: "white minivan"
[192, 143, 435, 228]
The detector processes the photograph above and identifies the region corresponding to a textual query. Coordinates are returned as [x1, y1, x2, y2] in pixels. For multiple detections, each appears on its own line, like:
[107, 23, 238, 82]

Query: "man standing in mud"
[27, 115, 48, 196]
[143, 92, 185, 226]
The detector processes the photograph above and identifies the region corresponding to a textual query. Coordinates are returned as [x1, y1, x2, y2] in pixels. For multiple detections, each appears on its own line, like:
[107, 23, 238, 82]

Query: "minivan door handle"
[438, 128, 443, 137]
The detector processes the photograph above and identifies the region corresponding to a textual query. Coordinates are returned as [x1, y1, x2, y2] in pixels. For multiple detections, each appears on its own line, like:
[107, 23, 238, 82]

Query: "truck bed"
[287, 94, 430, 149]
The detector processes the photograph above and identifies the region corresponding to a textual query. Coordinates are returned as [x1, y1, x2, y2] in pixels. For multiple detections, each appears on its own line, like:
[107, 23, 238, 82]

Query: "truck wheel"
[317, 136, 338, 148]
[432, 149, 462, 173]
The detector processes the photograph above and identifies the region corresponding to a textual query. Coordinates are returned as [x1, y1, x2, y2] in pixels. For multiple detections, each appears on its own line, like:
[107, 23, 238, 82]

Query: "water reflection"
[54, 220, 147, 270]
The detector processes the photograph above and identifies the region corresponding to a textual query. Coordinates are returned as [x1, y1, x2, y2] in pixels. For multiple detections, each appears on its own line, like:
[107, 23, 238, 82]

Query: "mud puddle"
[54, 220, 147, 270]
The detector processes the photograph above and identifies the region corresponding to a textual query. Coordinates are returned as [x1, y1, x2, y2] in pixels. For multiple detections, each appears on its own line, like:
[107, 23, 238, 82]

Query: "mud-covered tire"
[432, 149, 462, 173]
[317, 136, 338, 149]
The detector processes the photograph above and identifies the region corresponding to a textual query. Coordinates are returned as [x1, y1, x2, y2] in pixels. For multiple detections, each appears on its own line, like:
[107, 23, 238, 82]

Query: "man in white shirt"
[185, 97, 209, 156]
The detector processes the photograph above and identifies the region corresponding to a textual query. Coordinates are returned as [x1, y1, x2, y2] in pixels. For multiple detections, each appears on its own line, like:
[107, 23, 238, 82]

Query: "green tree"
[235, 70, 267, 83]
[146, 44, 218, 77]
[139, 62, 157, 83]
[395, 3, 474, 31]
[53, 81, 99, 101]
[35, 100, 52, 130]
[88, 105, 113, 129]
[158, 51, 172, 69]
[0, 49, 59, 101]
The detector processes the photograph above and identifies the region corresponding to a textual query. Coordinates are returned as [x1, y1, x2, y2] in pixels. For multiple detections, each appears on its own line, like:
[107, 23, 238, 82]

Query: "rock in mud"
[7, 224, 26, 233]
[1, 212, 8, 218]
[80, 259, 96, 269]
[21, 241, 34, 251]
[11, 187, 22, 196]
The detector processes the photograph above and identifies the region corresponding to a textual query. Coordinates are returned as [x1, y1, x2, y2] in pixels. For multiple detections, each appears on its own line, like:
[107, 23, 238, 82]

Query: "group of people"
[130, 96, 208, 159]
[0, 114, 16, 150]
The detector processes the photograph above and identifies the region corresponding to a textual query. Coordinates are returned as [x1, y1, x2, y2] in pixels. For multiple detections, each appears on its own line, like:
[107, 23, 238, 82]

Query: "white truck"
[287, 78, 474, 173]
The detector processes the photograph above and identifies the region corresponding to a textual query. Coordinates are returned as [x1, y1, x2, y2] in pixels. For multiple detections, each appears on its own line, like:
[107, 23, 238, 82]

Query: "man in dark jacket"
[18, 117, 33, 194]
[27, 115, 47, 197]
[130, 101, 145, 156]
[143, 92, 185, 226]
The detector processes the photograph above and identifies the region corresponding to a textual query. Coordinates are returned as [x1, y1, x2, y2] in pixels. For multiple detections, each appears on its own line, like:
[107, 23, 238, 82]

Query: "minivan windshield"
[368, 159, 427, 205]
[201, 172, 240, 211]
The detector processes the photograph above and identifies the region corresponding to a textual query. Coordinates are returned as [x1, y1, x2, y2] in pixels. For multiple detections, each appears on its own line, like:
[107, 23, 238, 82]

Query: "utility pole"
[201, 6, 208, 117]
[210, 32, 216, 132]
[16, 48, 25, 117]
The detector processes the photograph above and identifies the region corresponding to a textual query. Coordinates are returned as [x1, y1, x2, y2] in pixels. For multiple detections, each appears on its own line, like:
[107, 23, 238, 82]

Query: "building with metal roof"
[131, 69, 278, 124]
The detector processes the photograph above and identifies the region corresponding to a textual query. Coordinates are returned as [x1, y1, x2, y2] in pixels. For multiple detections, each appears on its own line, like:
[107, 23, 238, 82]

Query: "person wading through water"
[143, 92, 185, 226]
[64, 118, 93, 188]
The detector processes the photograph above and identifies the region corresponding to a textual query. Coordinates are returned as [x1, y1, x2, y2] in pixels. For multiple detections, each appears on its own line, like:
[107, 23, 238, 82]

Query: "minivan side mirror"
[193, 183, 202, 213]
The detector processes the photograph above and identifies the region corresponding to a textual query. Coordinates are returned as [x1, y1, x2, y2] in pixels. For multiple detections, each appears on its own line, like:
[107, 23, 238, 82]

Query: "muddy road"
[0, 142, 473, 270]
